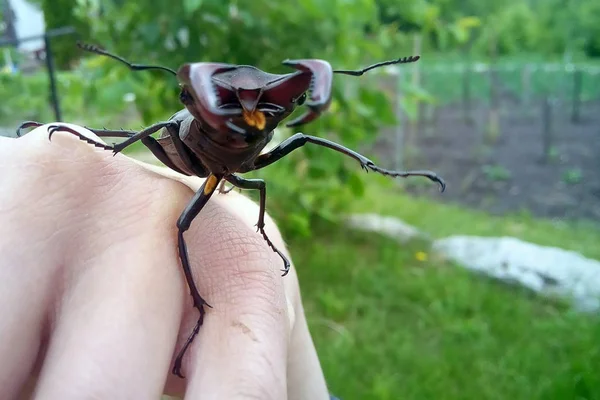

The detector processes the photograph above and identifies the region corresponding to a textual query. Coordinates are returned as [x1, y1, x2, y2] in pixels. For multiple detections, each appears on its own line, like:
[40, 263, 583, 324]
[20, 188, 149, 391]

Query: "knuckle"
[0, 127, 130, 227]
[5, 125, 109, 181]
[191, 203, 285, 311]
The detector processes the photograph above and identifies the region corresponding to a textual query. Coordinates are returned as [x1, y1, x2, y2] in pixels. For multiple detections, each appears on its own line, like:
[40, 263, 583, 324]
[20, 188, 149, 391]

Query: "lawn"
[287, 182, 600, 400]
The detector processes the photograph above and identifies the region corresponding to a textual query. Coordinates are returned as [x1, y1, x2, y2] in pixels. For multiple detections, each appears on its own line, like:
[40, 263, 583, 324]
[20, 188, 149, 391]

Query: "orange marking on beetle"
[204, 174, 218, 195]
[242, 110, 266, 130]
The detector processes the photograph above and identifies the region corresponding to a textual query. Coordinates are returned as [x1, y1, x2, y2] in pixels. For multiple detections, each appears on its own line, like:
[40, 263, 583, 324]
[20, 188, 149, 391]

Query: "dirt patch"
[370, 96, 600, 224]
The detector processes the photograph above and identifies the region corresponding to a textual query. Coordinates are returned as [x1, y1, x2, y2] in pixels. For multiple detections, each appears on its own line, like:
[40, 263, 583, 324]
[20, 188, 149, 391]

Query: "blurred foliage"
[0, 67, 140, 129]
[64, 0, 433, 238]
[376, 0, 600, 58]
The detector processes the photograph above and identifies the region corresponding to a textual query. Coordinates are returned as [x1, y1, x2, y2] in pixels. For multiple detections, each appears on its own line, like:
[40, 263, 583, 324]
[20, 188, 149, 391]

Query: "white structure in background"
[346, 213, 600, 314]
[8, 0, 45, 51]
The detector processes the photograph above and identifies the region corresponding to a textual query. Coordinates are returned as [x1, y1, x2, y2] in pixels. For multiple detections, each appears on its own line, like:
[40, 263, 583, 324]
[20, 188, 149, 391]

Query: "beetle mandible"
[18, 42, 446, 379]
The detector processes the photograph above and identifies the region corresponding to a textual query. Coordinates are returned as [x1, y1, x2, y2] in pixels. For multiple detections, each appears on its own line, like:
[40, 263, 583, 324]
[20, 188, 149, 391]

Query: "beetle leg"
[225, 174, 291, 276]
[173, 174, 223, 379]
[217, 180, 235, 194]
[66, 123, 198, 176]
[242, 133, 446, 192]
[47, 125, 116, 151]
[16, 121, 44, 137]
[19, 121, 138, 140]
[46, 121, 178, 155]
[47, 125, 185, 170]
[79, 123, 207, 177]
[80, 127, 138, 138]
[109, 121, 179, 154]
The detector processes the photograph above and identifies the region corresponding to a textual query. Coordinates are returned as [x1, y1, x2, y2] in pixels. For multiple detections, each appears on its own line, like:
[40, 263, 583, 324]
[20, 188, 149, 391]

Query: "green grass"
[286, 183, 600, 400]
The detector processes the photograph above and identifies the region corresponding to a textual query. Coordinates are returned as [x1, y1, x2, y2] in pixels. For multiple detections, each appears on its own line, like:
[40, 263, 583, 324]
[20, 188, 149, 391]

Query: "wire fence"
[420, 62, 600, 120]
[371, 61, 600, 222]
[377, 61, 600, 168]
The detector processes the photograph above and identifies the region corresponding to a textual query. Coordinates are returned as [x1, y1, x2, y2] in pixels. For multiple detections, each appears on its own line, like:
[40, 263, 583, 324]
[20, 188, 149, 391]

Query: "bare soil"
[370, 96, 600, 224]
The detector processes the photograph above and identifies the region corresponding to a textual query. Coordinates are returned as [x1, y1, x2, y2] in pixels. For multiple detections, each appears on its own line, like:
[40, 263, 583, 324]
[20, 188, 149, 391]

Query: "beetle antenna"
[333, 55, 420, 76]
[77, 41, 178, 76]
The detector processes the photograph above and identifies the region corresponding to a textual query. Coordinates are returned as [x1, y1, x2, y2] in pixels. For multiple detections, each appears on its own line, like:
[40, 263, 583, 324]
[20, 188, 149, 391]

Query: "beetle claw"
[282, 59, 333, 127]
[46, 124, 115, 152]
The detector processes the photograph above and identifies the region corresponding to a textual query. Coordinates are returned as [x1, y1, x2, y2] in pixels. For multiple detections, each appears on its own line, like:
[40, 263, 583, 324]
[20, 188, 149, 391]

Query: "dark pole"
[462, 64, 471, 125]
[43, 35, 62, 121]
[541, 96, 553, 163]
[0, 26, 75, 123]
[571, 69, 582, 124]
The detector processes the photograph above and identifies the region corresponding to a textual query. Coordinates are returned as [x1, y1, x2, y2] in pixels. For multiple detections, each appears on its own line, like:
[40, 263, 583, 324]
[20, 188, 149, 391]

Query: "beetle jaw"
[242, 110, 267, 130]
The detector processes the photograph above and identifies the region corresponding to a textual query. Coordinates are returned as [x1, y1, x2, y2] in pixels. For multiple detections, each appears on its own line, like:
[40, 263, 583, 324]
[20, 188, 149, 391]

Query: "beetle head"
[176, 60, 335, 138]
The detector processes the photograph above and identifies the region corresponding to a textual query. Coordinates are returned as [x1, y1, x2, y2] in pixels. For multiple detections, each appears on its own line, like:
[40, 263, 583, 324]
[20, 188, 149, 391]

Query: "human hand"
[0, 124, 331, 400]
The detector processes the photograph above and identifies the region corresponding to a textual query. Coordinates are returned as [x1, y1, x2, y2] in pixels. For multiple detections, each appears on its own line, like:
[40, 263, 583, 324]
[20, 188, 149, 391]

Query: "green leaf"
[183, 0, 203, 13]
[286, 213, 312, 237]
[347, 172, 366, 197]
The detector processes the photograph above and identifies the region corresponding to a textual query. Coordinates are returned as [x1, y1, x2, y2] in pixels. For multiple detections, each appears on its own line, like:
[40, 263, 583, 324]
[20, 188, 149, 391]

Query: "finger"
[7, 125, 187, 398]
[0, 134, 78, 399]
[219, 194, 330, 400]
[286, 273, 331, 400]
[0, 124, 128, 398]
[32, 201, 184, 399]
[160, 188, 291, 399]
[147, 161, 331, 399]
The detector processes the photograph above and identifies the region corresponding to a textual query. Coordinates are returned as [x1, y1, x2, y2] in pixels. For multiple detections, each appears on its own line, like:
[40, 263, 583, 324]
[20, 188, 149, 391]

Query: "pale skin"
[0, 124, 331, 400]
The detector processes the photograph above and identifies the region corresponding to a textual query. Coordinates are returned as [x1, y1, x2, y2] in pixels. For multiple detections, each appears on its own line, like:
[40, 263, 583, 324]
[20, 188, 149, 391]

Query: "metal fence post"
[43, 35, 62, 121]
[0, 26, 76, 124]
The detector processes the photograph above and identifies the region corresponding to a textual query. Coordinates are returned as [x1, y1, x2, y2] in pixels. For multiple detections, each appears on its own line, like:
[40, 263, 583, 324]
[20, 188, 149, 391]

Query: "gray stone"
[432, 235, 600, 312]
[345, 213, 429, 243]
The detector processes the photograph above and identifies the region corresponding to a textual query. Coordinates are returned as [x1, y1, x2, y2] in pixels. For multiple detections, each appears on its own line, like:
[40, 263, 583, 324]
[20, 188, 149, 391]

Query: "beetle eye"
[295, 92, 307, 106]
[179, 88, 194, 105]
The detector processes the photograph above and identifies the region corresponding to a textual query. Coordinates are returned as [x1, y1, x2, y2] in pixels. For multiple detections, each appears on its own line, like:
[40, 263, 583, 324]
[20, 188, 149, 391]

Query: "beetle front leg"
[225, 174, 291, 276]
[19, 121, 138, 143]
[173, 173, 222, 379]
[244, 133, 446, 191]
[46, 121, 178, 155]
[106, 121, 179, 154]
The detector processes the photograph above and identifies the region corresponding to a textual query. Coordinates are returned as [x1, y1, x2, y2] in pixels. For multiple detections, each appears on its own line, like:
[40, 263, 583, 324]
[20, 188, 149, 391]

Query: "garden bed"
[372, 96, 600, 224]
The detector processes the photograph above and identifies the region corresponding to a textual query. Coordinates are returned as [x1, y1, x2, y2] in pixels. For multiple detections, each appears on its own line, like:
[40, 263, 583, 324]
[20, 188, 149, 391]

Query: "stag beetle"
[18, 42, 446, 379]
